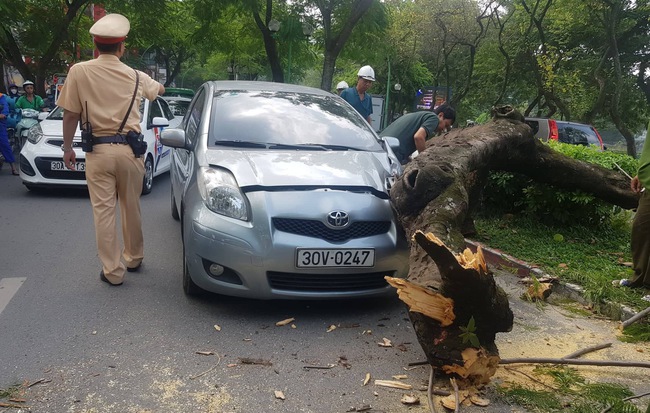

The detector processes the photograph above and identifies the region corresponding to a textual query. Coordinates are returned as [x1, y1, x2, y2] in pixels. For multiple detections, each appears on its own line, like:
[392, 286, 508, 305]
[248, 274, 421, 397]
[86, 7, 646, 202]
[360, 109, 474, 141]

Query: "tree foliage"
[2, 0, 649, 156]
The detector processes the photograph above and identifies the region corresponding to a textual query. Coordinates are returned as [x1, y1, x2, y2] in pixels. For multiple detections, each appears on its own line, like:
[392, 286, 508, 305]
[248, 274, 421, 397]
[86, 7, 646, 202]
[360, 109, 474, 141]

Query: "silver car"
[161, 81, 409, 299]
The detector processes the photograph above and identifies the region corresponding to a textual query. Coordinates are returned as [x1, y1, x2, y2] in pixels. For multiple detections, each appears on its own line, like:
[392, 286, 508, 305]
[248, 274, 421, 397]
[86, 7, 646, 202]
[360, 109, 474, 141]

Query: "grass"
[496, 367, 646, 413]
[0, 382, 24, 400]
[473, 214, 650, 311]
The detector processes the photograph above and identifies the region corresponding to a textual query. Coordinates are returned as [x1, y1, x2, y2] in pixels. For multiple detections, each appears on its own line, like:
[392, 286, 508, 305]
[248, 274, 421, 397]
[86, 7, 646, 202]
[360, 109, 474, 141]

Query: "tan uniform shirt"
[57, 54, 160, 136]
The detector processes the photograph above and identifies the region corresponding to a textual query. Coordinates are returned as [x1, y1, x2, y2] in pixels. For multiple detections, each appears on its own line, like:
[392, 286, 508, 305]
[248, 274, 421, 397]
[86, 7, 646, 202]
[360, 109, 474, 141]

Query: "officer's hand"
[64, 150, 77, 171]
[631, 175, 643, 193]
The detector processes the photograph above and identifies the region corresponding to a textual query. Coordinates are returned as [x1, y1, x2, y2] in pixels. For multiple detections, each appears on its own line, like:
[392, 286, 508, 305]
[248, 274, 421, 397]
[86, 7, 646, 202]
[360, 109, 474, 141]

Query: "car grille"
[267, 271, 393, 292]
[272, 218, 391, 242]
[35, 156, 86, 180]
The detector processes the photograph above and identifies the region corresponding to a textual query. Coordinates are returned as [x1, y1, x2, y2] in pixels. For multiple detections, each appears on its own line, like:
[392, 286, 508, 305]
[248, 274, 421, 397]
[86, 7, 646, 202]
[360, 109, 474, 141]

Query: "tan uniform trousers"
[631, 190, 650, 288]
[86, 143, 145, 283]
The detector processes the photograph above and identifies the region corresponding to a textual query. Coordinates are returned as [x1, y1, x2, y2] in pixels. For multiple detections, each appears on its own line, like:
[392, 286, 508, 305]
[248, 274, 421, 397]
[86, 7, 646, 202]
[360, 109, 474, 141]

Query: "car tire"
[171, 186, 180, 221]
[182, 244, 202, 296]
[141, 155, 154, 195]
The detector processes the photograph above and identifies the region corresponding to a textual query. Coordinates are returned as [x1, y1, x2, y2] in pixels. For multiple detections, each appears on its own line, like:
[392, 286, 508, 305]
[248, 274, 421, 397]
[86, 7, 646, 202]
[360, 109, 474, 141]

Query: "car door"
[146, 98, 172, 174]
[172, 87, 205, 208]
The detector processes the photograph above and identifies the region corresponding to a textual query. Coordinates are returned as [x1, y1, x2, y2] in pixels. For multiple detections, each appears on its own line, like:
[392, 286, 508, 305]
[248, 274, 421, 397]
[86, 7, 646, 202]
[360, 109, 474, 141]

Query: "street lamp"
[393, 83, 402, 120]
[268, 18, 312, 83]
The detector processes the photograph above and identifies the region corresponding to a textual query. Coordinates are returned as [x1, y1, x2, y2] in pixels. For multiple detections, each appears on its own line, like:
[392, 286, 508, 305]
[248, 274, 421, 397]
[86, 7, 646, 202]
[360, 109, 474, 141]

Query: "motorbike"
[15, 108, 41, 150]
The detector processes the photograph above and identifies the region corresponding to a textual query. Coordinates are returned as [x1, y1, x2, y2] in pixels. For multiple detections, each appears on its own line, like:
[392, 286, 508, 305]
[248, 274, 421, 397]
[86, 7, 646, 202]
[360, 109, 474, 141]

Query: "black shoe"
[100, 270, 123, 286]
[127, 262, 142, 273]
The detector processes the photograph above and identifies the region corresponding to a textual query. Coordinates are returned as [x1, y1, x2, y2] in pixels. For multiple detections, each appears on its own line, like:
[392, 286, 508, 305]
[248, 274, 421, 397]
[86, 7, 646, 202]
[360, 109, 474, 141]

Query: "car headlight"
[197, 167, 249, 221]
[27, 125, 43, 144]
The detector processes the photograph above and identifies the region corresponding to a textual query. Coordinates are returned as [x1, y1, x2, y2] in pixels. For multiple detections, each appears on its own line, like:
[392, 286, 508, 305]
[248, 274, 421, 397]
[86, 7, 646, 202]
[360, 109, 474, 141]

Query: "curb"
[464, 239, 637, 322]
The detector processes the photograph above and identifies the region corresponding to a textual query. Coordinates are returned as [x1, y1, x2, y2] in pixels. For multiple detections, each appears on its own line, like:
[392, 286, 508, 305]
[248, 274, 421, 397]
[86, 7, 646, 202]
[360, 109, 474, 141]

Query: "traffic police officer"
[58, 13, 165, 286]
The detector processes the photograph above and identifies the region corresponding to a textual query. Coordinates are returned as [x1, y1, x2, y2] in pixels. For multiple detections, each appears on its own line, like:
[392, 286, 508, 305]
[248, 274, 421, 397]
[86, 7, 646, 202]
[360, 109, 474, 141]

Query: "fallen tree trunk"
[389, 106, 639, 386]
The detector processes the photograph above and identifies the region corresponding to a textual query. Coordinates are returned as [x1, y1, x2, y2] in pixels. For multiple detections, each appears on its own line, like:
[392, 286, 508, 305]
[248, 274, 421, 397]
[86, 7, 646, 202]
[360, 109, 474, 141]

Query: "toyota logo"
[327, 211, 350, 228]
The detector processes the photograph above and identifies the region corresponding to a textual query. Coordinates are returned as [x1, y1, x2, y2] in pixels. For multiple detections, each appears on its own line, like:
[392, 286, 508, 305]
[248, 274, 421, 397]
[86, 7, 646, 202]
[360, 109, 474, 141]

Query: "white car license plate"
[296, 249, 375, 268]
[51, 161, 85, 171]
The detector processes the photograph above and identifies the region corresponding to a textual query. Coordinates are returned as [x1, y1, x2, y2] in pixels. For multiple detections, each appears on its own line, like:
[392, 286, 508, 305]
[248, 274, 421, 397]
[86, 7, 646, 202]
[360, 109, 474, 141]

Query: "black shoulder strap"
[118, 70, 140, 134]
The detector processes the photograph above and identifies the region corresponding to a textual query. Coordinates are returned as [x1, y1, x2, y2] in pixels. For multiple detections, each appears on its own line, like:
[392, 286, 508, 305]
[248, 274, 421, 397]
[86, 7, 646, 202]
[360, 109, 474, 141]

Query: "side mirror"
[382, 136, 400, 152]
[151, 116, 170, 128]
[38, 112, 49, 121]
[160, 128, 186, 148]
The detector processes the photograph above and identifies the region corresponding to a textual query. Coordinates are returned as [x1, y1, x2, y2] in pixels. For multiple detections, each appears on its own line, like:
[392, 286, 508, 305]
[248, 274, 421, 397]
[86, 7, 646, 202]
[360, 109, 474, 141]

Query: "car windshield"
[167, 99, 191, 116]
[209, 90, 382, 151]
[47, 106, 65, 120]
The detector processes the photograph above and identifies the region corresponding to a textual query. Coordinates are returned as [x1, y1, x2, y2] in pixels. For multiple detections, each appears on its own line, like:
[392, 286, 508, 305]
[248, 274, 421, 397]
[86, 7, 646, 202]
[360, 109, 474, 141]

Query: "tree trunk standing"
[388, 106, 639, 386]
[316, 0, 374, 92]
[252, 5, 284, 83]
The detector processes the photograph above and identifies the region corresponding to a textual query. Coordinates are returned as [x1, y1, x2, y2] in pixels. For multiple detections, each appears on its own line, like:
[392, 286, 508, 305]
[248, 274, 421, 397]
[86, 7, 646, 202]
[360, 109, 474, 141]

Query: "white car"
[19, 97, 180, 194]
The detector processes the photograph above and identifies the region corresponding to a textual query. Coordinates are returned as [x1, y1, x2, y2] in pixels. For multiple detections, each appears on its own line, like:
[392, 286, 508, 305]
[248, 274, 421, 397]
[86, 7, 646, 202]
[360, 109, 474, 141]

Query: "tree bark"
[388, 105, 639, 386]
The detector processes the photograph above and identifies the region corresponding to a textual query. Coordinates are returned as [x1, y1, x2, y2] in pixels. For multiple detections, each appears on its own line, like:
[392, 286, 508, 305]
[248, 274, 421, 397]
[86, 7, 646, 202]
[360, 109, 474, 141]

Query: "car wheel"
[182, 244, 202, 296]
[171, 186, 180, 220]
[141, 155, 154, 195]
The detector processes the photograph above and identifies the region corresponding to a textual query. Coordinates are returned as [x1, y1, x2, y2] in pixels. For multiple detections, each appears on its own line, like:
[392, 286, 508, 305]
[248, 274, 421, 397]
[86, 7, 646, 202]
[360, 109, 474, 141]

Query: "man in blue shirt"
[340, 65, 375, 126]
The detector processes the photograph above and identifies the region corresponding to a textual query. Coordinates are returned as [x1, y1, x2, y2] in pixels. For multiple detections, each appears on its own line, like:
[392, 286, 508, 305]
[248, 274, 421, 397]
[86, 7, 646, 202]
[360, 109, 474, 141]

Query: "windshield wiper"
[213, 140, 268, 148]
[267, 143, 360, 151]
[267, 143, 327, 151]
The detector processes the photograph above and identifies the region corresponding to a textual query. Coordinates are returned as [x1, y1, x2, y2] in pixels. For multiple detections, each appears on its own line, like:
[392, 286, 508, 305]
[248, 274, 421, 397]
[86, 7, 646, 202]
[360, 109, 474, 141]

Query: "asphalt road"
[1, 170, 648, 413]
[0, 171, 433, 413]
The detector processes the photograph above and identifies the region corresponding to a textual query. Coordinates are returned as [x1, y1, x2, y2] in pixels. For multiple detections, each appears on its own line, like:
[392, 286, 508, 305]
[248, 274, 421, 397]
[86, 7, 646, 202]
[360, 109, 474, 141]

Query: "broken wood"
[388, 231, 511, 387]
[388, 106, 639, 388]
[620, 306, 650, 330]
[303, 364, 335, 370]
[562, 342, 612, 359]
[499, 357, 650, 368]
[239, 357, 272, 366]
[0, 402, 29, 409]
[374, 380, 413, 390]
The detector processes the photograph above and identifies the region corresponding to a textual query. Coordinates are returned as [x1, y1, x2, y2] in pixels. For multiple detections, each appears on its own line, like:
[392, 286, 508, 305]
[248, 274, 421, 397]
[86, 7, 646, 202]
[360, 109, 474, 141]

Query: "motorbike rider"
[3, 85, 20, 129]
[15, 80, 45, 111]
[7, 84, 20, 100]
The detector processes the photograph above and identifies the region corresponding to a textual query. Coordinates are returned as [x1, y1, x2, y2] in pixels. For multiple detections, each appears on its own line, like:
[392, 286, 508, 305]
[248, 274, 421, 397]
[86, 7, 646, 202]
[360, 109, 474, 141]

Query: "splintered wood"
[442, 348, 500, 386]
[384, 277, 456, 327]
[420, 231, 488, 275]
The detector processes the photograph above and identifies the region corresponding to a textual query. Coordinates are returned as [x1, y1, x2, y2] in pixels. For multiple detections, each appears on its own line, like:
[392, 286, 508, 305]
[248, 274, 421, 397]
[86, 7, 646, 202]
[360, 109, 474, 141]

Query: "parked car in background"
[161, 81, 409, 300]
[525, 117, 605, 150]
[19, 97, 180, 194]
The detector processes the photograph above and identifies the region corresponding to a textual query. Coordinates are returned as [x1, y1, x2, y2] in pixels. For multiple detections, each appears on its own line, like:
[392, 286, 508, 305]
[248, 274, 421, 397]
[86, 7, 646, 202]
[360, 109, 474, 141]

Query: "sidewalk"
[465, 239, 640, 322]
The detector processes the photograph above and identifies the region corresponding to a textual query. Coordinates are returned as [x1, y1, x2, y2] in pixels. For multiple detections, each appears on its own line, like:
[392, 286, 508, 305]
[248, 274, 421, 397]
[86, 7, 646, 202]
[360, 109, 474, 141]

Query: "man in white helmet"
[340, 65, 375, 125]
[335, 81, 348, 95]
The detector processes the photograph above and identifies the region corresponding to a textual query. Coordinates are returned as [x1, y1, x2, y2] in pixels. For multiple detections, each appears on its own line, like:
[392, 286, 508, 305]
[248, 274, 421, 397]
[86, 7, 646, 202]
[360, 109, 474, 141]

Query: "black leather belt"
[93, 135, 128, 144]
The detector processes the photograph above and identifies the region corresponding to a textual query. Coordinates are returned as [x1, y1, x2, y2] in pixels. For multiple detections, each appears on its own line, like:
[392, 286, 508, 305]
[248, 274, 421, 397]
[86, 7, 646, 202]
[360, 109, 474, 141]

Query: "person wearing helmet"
[379, 104, 456, 164]
[335, 81, 349, 95]
[58, 13, 165, 286]
[7, 84, 20, 100]
[340, 65, 375, 125]
[15, 80, 45, 111]
[0, 91, 19, 175]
